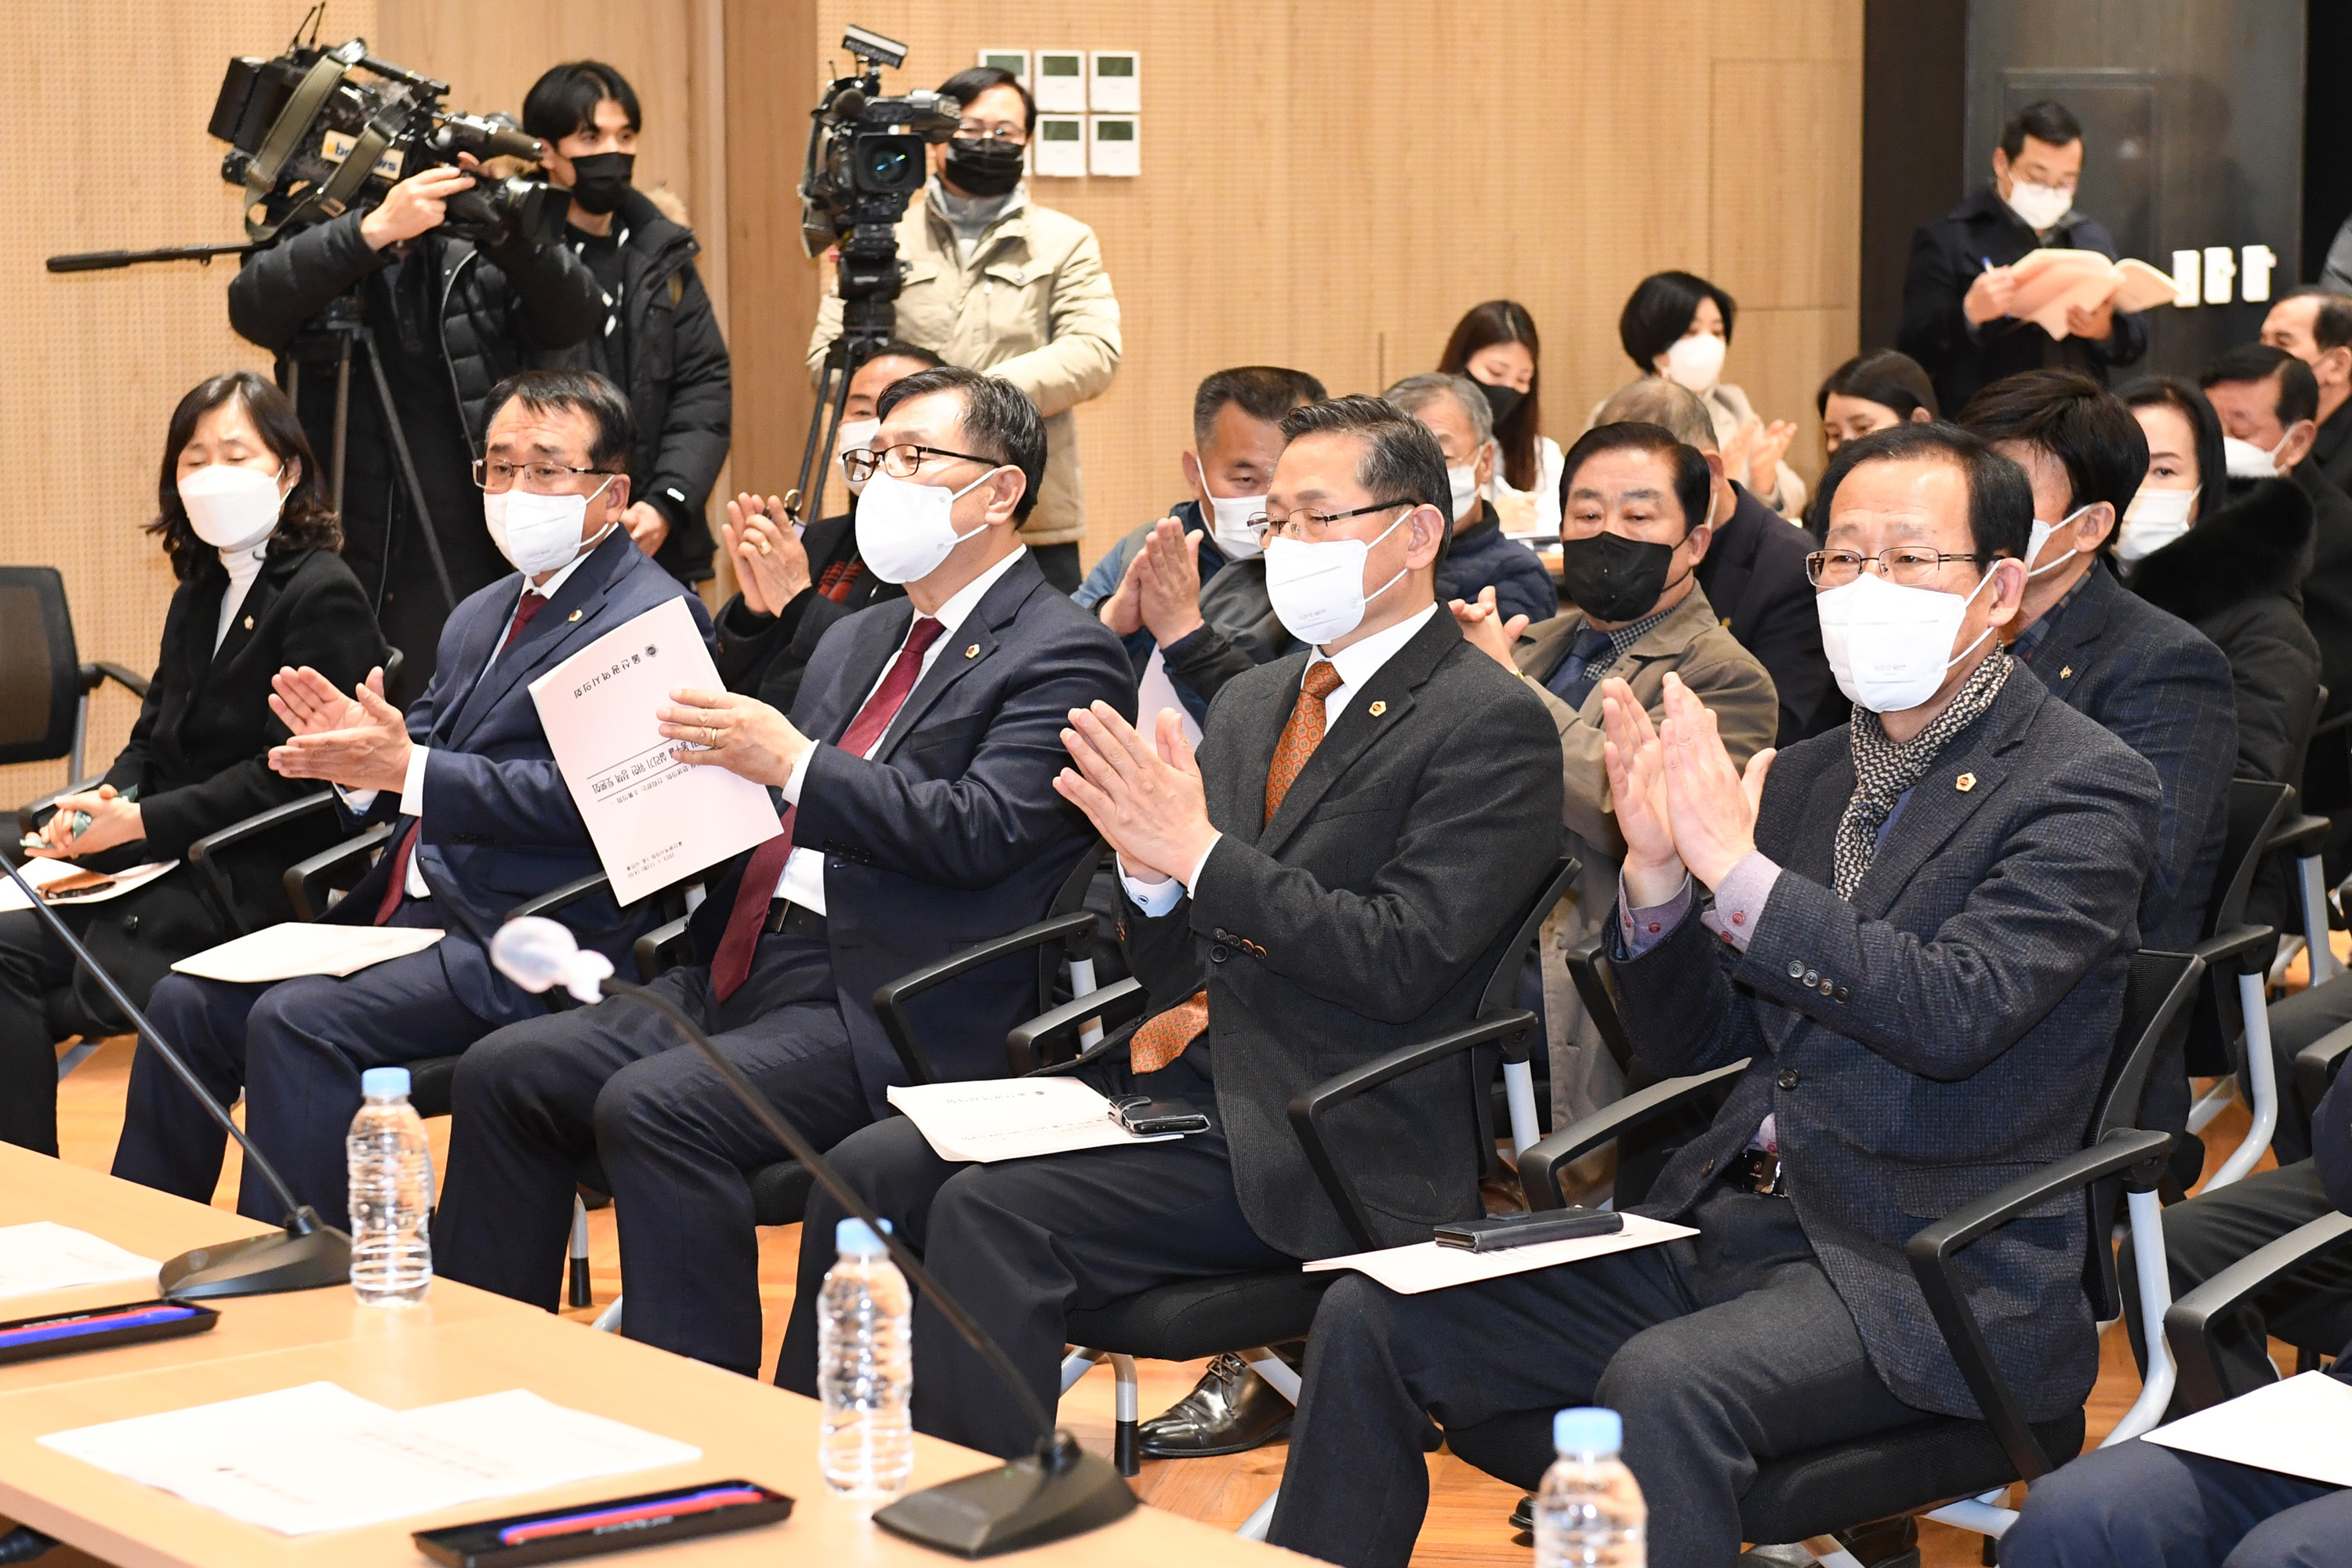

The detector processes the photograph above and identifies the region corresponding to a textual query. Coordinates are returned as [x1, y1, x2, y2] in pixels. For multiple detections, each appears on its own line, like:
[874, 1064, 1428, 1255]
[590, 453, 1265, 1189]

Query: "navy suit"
[434, 550, 1134, 1375]
[112, 529, 704, 1229]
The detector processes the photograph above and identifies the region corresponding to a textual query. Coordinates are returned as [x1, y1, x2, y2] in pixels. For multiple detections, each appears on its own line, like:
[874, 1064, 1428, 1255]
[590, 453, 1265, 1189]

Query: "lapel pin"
[2059, 664, 2072, 679]
[1368, 700, 1388, 717]
[1956, 772, 1977, 793]
[965, 643, 981, 659]
[242, 615, 254, 630]
[568, 609, 583, 622]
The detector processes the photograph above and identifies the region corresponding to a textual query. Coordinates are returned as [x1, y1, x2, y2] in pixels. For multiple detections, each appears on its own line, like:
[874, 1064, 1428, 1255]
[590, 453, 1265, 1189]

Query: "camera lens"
[853, 134, 923, 194]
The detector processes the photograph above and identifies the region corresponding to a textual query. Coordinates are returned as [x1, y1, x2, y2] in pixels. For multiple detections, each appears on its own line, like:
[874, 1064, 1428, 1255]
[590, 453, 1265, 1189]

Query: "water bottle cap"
[1553, 1406, 1622, 1455]
[361, 1066, 412, 1100]
[835, 1217, 892, 1256]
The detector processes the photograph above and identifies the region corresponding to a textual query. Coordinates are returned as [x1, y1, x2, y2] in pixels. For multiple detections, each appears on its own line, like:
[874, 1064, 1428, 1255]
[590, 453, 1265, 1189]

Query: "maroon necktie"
[710, 615, 946, 999]
[373, 590, 550, 925]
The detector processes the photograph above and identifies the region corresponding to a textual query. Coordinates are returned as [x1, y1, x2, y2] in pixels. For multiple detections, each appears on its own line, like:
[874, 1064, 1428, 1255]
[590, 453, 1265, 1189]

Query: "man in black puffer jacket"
[228, 165, 604, 690]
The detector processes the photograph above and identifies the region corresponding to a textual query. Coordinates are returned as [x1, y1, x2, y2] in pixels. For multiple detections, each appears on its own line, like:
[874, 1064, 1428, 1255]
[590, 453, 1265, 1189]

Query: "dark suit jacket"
[688, 551, 1134, 1116]
[1616, 670, 2161, 1421]
[2311, 399, 2352, 497]
[332, 529, 709, 1018]
[1436, 502, 1558, 629]
[712, 509, 905, 716]
[1897, 184, 2151, 416]
[1693, 481, 1837, 746]
[2012, 562, 2236, 951]
[1119, 612, 1566, 1259]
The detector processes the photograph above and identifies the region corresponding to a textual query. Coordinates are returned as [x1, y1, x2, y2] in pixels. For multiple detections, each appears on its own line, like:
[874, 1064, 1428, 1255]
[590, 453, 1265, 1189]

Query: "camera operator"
[805, 64, 1120, 594]
[524, 61, 731, 588]
[227, 151, 604, 689]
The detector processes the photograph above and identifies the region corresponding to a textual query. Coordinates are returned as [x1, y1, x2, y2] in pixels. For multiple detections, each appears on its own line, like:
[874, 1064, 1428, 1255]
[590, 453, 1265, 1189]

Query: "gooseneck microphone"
[2, 857, 351, 1298]
[490, 918, 1135, 1557]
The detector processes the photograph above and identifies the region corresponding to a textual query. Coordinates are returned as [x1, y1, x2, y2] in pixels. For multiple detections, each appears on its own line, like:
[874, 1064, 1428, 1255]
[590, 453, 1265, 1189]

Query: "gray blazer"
[1614, 667, 2161, 1421]
[1120, 611, 1566, 1258]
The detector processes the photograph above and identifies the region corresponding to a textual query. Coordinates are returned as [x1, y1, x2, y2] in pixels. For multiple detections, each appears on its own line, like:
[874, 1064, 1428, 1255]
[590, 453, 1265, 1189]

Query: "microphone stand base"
[873, 1432, 1136, 1557]
[158, 1214, 352, 1299]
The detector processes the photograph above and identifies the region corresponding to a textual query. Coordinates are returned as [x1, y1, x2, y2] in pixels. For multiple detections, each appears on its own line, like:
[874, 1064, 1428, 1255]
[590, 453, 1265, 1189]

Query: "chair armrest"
[283, 824, 393, 921]
[1904, 1127, 2173, 1482]
[634, 916, 692, 982]
[1559, 931, 1636, 1073]
[1519, 1058, 1754, 1210]
[873, 912, 1098, 1084]
[82, 661, 150, 699]
[2269, 813, 2330, 857]
[16, 779, 105, 840]
[2165, 1212, 2352, 1412]
[186, 791, 339, 936]
[1007, 976, 1148, 1075]
[2296, 1022, 2352, 1122]
[2196, 921, 2280, 972]
[1287, 1009, 1541, 1252]
[506, 872, 613, 923]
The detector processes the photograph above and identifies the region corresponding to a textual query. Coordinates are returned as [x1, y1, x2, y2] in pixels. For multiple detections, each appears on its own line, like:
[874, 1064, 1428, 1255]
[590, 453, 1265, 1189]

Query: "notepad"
[0, 1223, 162, 1300]
[887, 1078, 1182, 1163]
[2143, 1371, 2352, 1488]
[1304, 1212, 1697, 1294]
[172, 923, 445, 983]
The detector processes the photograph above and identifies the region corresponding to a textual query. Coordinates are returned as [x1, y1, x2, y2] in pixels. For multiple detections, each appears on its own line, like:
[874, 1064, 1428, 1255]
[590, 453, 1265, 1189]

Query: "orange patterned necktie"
[1128, 660, 1346, 1074]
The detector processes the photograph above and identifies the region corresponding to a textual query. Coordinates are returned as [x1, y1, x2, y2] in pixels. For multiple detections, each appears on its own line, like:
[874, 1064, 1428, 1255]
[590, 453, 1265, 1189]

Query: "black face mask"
[944, 138, 1025, 198]
[1561, 531, 1682, 623]
[1474, 378, 1526, 429]
[565, 151, 635, 216]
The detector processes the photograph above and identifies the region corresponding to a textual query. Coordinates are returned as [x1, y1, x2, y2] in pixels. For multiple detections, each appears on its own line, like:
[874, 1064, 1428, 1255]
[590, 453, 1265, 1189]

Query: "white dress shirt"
[215, 544, 270, 651]
[1120, 602, 1440, 916]
[774, 547, 1029, 915]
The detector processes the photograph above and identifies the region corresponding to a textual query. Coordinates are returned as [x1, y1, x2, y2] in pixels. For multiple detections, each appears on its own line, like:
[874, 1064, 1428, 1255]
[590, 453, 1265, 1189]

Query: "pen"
[497, 1485, 768, 1545]
[0, 1303, 199, 1349]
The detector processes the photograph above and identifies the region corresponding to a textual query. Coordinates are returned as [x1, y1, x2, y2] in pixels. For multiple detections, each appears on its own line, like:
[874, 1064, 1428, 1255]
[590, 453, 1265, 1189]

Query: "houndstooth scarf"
[1833, 648, 2013, 900]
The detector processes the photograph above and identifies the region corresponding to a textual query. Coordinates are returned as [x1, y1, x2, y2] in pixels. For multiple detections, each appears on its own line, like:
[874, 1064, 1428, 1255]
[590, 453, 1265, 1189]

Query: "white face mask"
[855, 466, 999, 584]
[2004, 179, 2074, 232]
[1816, 567, 1998, 713]
[2023, 504, 2096, 580]
[1192, 459, 1266, 561]
[485, 476, 617, 575]
[836, 419, 883, 495]
[2116, 486, 2198, 564]
[1263, 508, 1414, 647]
[2223, 433, 2291, 480]
[1662, 332, 1726, 396]
[178, 463, 288, 551]
[1446, 461, 1483, 525]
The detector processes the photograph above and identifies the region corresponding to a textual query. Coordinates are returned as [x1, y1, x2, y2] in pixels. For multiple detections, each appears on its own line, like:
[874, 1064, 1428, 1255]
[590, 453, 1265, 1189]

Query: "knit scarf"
[1832, 648, 2013, 900]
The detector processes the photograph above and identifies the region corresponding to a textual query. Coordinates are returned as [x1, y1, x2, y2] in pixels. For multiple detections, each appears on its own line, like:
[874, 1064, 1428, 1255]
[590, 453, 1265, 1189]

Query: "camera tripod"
[793, 280, 899, 525]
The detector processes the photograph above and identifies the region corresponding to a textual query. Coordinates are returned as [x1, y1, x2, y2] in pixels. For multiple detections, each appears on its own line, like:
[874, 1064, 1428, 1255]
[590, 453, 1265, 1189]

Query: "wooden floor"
[32, 940, 2318, 1566]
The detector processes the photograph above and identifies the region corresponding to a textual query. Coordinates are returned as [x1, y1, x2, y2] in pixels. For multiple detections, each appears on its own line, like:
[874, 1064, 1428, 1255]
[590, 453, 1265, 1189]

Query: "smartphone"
[1433, 1207, 1624, 1252]
[1107, 1094, 1210, 1137]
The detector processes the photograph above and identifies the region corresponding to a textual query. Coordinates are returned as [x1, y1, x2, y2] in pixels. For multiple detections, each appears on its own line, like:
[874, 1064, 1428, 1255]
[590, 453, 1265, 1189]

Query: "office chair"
[2183, 780, 2291, 1190]
[0, 566, 148, 789]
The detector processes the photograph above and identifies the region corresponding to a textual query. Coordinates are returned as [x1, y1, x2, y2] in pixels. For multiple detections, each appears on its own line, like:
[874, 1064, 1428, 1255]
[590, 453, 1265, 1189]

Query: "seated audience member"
[1265, 423, 2162, 1568]
[1387, 372, 1555, 626]
[2260, 284, 2352, 493]
[2009, 1064, 2352, 1568]
[1455, 419, 1775, 1127]
[110, 370, 702, 1228]
[1595, 377, 1835, 745]
[434, 368, 1132, 1375]
[1610, 270, 1806, 517]
[711, 343, 941, 714]
[0, 372, 384, 1157]
[1075, 366, 1325, 725]
[774, 395, 1564, 1458]
[1817, 349, 1940, 457]
[1439, 300, 1562, 536]
[2120, 376, 2322, 786]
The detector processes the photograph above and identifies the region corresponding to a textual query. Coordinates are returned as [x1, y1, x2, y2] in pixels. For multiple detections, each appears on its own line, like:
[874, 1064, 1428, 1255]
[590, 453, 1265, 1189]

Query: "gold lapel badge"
[2059, 665, 2072, 679]
[567, 609, 583, 622]
[1367, 700, 1388, 717]
[242, 615, 255, 630]
[1956, 772, 1977, 793]
[965, 643, 981, 659]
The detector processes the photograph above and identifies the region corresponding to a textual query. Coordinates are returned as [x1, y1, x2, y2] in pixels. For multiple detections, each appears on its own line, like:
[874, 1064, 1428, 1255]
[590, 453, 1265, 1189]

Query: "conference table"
[0, 1145, 1297, 1566]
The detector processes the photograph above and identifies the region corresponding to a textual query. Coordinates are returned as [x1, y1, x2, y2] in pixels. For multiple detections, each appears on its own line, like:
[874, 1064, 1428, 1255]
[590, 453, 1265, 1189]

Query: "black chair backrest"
[0, 567, 78, 766]
[1478, 858, 1581, 1018]
[2205, 779, 2292, 940]
[2285, 684, 2329, 797]
[2080, 948, 2203, 1319]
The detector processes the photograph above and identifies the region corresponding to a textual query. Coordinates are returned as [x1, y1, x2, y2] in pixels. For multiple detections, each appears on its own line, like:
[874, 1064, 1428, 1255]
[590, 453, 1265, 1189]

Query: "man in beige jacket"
[807, 66, 1120, 592]
[1455, 420, 1777, 1130]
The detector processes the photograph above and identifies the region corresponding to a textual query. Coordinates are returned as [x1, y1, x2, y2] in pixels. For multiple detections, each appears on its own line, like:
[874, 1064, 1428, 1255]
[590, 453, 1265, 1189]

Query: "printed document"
[1304, 1213, 1698, 1295]
[2143, 1371, 2352, 1488]
[2002, 249, 2180, 339]
[529, 597, 780, 905]
[172, 924, 444, 984]
[41, 1383, 702, 1535]
[0, 859, 175, 912]
[887, 1079, 1183, 1163]
[0, 1222, 160, 1299]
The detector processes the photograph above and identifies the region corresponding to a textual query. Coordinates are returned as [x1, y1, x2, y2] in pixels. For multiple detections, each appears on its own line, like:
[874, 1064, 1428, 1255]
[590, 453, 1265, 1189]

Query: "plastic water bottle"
[818, 1217, 913, 1504]
[1534, 1406, 1646, 1568]
[347, 1066, 433, 1307]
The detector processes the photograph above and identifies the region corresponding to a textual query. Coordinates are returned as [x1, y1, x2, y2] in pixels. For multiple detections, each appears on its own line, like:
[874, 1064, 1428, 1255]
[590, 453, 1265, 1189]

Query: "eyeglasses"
[956, 124, 1027, 147]
[1806, 547, 1988, 588]
[471, 458, 613, 494]
[840, 443, 999, 485]
[1243, 499, 1417, 546]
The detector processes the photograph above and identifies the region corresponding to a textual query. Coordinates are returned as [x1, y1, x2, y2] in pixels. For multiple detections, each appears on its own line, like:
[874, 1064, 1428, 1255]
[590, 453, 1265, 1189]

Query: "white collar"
[922, 545, 1028, 635]
[524, 531, 607, 603]
[1312, 602, 1439, 693]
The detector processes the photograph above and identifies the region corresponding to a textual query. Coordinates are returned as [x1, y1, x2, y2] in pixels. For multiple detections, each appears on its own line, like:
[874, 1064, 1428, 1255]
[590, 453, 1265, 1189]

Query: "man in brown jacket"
[1455, 420, 1777, 1128]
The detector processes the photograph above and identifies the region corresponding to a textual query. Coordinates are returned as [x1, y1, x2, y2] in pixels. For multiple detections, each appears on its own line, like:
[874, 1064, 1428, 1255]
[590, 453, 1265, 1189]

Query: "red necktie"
[373, 590, 550, 925]
[710, 615, 946, 1000]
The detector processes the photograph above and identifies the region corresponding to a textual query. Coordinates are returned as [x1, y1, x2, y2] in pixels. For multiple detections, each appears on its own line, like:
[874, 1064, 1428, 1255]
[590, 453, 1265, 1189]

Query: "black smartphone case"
[1434, 1208, 1624, 1252]
[0, 1299, 219, 1365]
[412, 1482, 793, 1568]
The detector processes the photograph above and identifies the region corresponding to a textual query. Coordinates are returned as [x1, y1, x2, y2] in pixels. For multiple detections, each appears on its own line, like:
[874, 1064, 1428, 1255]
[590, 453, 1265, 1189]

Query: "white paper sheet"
[0, 1221, 162, 1299]
[1134, 648, 1204, 749]
[887, 1078, 1183, 1163]
[171, 924, 445, 983]
[1303, 1213, 1697, 1295]
[2142, 1371, 2352, 1487]
[528, 597, 781, 906]
[0, 859, 175, 913]
[40, 1383, 702, 1537]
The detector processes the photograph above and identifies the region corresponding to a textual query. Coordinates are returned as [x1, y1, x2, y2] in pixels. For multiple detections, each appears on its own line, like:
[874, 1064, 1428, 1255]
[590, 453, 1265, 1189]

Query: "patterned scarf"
[1832, 648, 2013, 900]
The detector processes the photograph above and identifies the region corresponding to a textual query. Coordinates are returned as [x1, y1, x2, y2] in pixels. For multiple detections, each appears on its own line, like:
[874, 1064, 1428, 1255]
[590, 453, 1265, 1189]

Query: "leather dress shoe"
[1135, 1353, 1294, 1458]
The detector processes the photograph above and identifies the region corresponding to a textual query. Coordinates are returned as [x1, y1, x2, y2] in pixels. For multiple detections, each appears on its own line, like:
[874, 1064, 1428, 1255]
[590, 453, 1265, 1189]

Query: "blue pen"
[1981, 256, 1994, 272]
[0, 1303, 199, 1350]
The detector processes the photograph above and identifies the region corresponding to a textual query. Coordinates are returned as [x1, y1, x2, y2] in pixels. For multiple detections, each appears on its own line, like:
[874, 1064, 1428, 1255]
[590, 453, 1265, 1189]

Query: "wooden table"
[0, 1146, 1297, 1566]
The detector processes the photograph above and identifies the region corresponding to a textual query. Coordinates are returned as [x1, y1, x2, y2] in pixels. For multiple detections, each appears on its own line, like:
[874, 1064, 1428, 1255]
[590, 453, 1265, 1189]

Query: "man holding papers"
[434, 367, 1132, 1377]
[113, 371, 704, 1231]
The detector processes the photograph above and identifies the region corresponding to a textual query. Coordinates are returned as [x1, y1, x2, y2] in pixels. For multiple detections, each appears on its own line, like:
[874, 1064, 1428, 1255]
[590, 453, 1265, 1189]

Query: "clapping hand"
[1134, 517, 1207, 644]
[267, 666, 412, 792]
[722, 493, 811, 617]
[1450, 586, 1530, 672]
[1599, 677, 1681, 906]
[1054, 702, 1216, 885]
[1098, 546, 1147, 636]
[1655, 673, 1773, 889]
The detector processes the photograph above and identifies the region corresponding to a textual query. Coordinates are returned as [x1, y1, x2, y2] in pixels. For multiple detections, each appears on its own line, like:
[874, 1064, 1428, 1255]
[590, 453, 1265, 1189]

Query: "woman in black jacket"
[0, 372, 387, 1154]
